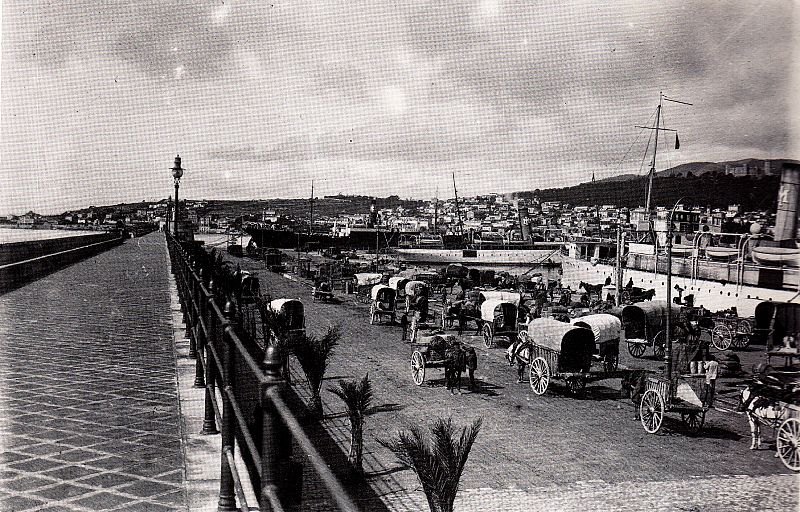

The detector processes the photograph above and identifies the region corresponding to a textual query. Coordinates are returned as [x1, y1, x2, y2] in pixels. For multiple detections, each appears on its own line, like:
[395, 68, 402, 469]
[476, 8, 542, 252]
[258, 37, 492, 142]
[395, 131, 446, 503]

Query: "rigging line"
[615, 108, 658, 173]
[638, 128, 655, 176]
[659, 105, 673, 173]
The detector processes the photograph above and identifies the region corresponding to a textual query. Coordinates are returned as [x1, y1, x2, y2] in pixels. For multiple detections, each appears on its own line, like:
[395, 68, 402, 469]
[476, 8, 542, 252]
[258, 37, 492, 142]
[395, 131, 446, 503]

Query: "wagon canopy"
[572, 313, 623, 344]
[405, 280, 429, 297]
[479, 290, 521, 306]
[354, 273, 383, 287]
[389, 276, 410, 293]
[269, 298, 305, 330]
[527, 317, 594, 372]
[480, 299, 518, 324]
[621, 301, 683, 331]
[371, 284, 396, 302]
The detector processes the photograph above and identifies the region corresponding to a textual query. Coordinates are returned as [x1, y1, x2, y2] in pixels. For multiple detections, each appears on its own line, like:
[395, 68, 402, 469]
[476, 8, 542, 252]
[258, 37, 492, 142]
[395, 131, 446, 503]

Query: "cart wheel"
[628, 342, 646, 359]
[737, 319, 752, 336]
[603, 355, 619, 373]
[566, 376, 586, 395]
[483, 324, 494, 348]
[777, 417, 800, 471]
[411, 351, 426, 386]
[653, 331, 666, 359]
[681, 411, 705, 434]
[711, 324, 733, 351]
[640, 389, 665, 434]
[528, 357, 550, 395]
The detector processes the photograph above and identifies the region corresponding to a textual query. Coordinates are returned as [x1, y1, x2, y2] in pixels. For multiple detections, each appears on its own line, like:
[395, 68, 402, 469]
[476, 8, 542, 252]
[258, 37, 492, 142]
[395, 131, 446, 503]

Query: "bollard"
[217, 301, 237, 512]
[201, 280, 219, 435]
[260, 345, 293, 507]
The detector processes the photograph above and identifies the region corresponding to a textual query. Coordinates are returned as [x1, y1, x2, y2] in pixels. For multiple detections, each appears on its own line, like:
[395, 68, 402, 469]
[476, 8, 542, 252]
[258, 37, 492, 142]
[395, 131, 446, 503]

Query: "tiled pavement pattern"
[0, 234, 188, 511]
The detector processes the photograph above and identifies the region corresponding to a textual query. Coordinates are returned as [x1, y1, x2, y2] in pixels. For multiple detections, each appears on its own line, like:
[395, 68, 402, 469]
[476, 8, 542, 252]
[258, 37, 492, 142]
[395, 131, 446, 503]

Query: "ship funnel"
[773, 162, 800, 245]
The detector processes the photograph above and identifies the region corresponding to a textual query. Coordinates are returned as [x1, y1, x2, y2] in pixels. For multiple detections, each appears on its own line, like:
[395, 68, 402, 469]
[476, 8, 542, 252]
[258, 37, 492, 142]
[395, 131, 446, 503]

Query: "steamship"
[559, 96, 800, 316]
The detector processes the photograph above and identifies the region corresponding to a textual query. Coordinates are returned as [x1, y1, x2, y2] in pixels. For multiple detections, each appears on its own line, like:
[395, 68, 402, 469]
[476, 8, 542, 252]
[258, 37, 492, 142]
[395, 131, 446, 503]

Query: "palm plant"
[292, 325, 340, 419]
[257, 298, 293, 383]
[329, 374, 373, 476]
[379, 417, 482, 512]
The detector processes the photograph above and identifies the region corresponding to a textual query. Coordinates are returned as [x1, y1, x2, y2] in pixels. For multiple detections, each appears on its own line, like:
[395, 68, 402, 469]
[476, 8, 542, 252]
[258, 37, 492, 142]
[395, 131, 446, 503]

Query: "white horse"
[738, 385, 792, 451]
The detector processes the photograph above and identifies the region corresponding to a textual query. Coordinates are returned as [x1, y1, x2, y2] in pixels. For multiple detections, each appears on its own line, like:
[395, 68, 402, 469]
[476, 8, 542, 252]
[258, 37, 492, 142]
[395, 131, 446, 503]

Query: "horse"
[580, 281, 604, 295]
[738, 380, 798, 450]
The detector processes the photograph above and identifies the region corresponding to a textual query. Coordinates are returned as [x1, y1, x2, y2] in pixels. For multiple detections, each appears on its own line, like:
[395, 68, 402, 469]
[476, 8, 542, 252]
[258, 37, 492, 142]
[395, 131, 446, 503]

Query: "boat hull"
[396, 248, 561, 266]
[562, 256, 800, 317]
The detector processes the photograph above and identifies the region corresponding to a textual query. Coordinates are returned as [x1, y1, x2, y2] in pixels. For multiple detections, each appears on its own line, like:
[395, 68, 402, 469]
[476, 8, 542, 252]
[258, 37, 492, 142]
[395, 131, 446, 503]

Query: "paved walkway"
[0, 234, 189, 511]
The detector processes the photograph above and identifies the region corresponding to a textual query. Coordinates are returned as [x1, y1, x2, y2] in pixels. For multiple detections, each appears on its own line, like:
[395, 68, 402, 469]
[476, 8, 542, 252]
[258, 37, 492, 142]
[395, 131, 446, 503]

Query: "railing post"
[260, 345, 293, 509]
[193, 269, 206, 388]
[217, 301, 237, 512]
[201, 279, 219, 435]
[187, 261, 198, 357]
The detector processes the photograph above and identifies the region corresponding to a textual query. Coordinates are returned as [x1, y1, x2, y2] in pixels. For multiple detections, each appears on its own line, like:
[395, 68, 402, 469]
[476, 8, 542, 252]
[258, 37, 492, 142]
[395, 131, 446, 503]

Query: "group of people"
[444, 341, 478, 394]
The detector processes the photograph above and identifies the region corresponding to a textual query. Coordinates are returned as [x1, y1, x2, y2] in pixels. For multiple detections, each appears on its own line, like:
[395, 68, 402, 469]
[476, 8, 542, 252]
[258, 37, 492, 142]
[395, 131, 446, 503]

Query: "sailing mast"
[452, 172, 464, 236]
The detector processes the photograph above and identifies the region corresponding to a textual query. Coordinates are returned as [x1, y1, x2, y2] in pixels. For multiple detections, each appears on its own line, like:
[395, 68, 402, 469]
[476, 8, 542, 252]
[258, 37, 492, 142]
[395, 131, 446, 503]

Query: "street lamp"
[171, 155, 184, 238]
[665, 197, 685, 378]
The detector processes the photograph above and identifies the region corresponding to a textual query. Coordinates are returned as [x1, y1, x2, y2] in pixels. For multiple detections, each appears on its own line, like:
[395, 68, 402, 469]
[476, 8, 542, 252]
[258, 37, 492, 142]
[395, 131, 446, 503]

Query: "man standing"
[444, 343, 457, 394]
[452, 342, 465, 394]
[703, 357, 719, 407]
[466, 346, 478, 391]
[400, 313, 409, 341]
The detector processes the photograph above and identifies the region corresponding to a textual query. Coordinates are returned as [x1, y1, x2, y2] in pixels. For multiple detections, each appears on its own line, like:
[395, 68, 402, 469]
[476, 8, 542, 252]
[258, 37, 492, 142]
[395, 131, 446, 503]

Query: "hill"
[518, 173, 779, 211]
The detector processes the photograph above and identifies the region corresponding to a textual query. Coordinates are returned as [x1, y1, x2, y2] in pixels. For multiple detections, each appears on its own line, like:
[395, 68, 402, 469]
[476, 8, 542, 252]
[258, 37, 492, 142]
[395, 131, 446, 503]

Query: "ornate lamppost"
[171, 155, 184, 238]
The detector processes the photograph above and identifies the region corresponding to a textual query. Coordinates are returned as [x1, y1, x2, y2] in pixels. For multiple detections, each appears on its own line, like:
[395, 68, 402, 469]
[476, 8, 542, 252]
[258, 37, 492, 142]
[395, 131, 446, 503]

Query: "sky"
[1, 0, 798, 215]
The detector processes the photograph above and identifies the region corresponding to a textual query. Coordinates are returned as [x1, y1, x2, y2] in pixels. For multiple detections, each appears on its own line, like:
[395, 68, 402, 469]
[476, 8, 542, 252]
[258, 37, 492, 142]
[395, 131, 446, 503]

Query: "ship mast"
[636, 92, 692, 212]
[452, 172, 464, 236]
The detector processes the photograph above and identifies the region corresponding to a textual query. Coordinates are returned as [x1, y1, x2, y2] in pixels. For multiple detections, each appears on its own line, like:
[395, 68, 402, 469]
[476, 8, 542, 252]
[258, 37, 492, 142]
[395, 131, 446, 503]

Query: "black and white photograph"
[1, 1, 798, 511]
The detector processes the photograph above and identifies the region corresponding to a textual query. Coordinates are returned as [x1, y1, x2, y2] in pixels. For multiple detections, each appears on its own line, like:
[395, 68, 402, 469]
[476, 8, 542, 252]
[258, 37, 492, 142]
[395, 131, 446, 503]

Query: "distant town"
[2, 159, 785, 241]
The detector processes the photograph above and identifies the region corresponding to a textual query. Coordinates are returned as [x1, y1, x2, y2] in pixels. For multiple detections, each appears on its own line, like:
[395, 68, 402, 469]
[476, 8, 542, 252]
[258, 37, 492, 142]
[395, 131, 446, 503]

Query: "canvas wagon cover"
[354, 273, 383, 287]
[389, 276, 409, 292]
[269, 298, 305, 329]
[527, 318, 588, 351]
[371, 284, 396, 302]
[479, 290, 521, 306]
[405, 280, 429, 297]
[572, 313, 623, 344]
[480, 299, 517, 321]
[622, 301, 683, 330]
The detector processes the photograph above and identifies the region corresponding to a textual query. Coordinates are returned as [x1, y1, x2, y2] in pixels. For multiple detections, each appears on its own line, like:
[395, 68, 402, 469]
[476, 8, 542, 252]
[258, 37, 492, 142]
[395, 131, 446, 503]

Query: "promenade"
[0, 234, 188, 511]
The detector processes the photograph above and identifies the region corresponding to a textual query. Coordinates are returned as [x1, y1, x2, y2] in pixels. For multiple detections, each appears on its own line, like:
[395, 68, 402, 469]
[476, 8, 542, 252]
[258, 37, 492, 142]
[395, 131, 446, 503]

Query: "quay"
[0, 233, 798, 511]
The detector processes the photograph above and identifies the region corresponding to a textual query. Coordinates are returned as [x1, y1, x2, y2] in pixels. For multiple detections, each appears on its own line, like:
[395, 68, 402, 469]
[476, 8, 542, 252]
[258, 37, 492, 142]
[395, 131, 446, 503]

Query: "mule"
[738, 384, 794, 450]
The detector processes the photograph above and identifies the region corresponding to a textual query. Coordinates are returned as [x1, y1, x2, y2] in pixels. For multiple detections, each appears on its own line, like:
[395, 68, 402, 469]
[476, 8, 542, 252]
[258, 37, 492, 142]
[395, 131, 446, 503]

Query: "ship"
[560, 93, 800, 317]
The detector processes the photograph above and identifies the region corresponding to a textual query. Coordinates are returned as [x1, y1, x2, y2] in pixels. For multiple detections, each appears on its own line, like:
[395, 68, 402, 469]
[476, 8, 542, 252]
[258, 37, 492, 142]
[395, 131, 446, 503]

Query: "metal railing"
[167, 234, 359, 512]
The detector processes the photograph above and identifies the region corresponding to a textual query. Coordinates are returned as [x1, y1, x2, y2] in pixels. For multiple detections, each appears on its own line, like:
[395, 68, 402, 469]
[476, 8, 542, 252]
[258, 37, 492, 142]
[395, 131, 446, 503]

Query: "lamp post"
[171, 155, 184, 238]
[665, 197, 685, 378]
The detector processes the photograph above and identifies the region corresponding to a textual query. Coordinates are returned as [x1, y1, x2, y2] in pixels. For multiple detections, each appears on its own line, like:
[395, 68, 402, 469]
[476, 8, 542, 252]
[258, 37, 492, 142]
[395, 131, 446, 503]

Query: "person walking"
[452, 342, 466, 394]
[400, 312, 409, 341]
[444, 344, 458, 394]
[466, 346, 478, 391]
[703, 356, 719, 407]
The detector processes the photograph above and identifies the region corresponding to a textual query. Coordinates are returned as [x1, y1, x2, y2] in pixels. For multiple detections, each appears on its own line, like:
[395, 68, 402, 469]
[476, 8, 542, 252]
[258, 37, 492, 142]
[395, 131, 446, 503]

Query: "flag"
[675, 133, 680, 149]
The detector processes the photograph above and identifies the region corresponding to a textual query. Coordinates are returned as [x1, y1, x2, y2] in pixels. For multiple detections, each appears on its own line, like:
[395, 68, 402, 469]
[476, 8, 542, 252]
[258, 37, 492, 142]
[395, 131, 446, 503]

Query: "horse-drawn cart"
[353, 273, 383, 304]
[622, 301, 698, 359]
[571, 313, 623, 372]
[480, 299, 520, 348]
[639, 373, 711, 434]
[369, 284, 396, 325]
[311, 281, 335, 302]
[410, 332, 458, 386]
[514, 318, 597, 395]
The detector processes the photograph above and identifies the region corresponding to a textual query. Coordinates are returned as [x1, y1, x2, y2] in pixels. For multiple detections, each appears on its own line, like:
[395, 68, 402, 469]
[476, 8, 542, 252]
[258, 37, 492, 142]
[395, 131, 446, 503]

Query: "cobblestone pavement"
[237, 256, 800, 512]
[0, 234, 188, 511]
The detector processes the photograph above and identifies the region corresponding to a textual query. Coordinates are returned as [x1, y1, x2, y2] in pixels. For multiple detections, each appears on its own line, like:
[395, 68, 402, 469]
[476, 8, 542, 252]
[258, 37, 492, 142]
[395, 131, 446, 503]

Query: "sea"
[0, 227, 98, 244]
